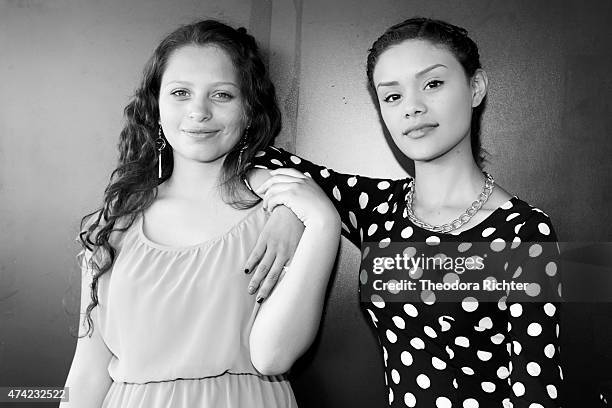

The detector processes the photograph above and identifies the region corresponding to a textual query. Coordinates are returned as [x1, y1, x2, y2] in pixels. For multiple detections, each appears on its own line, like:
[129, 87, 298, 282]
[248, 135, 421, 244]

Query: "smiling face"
[373, 39, 486, 164]
[158, 44, 247, 166]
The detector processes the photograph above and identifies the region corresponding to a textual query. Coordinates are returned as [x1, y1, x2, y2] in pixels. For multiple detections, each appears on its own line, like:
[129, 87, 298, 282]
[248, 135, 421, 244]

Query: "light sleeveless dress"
[93, 204, 298, 407]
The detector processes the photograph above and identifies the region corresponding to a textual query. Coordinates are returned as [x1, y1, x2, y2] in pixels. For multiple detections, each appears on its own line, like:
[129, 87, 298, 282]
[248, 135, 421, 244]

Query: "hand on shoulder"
[256, 168, 340, 230]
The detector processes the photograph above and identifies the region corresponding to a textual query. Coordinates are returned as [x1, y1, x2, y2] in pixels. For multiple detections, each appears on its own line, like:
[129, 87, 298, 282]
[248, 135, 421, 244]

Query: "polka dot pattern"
[509, 304, 523, 317]
[404, 392, 416, 407]
[401, 226, 414, 239]
[404, 303, 418, 317]
[254, 146, 563, 408]
[527, 361, 541, 376]
[455, 336, 470, 348]
[416, 374, 430, 389]
[546, 384, 557, 399]
[393, 315, 406, 329]
[527, 323, 543, 337]
[538, 223, 550, 235]
[490, 333, 505, 345]
[482, 227, 496, 237]
[410, 337, 425, 350]
[463, 398, 479, 408]
[544, 344, 555, 358]
[543, 303, 556, 317]
[477, 350, 492, 361]
[401, 351, 413, 366]
[436, 396, 452, 408]
[462, 366, 475, 375]
[424, 326, 437, 338]
[481, 381, 496, 393]
[432, 356, 447, 370]
[461, 297, 479, 312]
[497, 366, 510, 379]
[513, 382, 525, 397]
[545, 261, 557, 276]
[392, 369, 401, 384]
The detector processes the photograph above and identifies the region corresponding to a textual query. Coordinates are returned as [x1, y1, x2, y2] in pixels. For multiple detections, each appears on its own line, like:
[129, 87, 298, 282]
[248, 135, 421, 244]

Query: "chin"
[196, 153, 230, 164]
[396, 144, 441, 163]
[175, 149, 230, 164]
[395, 138, 463, 164]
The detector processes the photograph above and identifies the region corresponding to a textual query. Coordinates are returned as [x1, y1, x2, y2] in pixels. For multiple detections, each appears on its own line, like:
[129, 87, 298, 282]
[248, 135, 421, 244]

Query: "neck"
[162, 154, 226, 202]
[412, 141, 484, 209]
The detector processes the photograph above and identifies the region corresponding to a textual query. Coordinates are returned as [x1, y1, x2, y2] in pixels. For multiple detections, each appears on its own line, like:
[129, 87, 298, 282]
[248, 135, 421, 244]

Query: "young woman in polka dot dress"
[251, 18, 563, 408]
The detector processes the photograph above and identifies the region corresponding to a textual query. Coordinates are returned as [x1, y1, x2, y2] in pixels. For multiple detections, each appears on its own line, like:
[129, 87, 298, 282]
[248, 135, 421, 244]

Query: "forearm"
[507, 302, 562, 406]
[62, 263, 113, 408]
[249, 217, 340, 375]
[61, 361, 112, 407]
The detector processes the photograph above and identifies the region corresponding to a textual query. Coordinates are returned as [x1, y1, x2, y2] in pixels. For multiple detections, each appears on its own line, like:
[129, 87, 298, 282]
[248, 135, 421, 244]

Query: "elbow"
[250, 339, 296, 376]
[62, 363, 112, 407]
[251, 359, 291, 376]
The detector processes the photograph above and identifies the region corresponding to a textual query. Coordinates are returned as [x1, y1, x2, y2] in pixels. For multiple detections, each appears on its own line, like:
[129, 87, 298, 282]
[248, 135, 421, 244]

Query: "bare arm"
[249, 169, 341, 375]
[243, 168, 305, 301]
[61, 255, 113, 407]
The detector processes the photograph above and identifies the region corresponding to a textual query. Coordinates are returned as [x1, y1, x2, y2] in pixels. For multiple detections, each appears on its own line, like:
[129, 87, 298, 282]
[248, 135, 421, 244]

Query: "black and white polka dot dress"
[254, 146, 563, 408]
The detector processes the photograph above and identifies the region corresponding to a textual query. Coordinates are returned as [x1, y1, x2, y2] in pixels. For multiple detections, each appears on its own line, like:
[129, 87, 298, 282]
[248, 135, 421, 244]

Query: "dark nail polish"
[244, 268, 250, 274]
[256, 296, 264, 303]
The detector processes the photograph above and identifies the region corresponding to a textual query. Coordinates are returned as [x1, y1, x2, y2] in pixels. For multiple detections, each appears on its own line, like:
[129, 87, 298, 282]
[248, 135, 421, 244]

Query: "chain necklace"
[406, 172, 495, 234]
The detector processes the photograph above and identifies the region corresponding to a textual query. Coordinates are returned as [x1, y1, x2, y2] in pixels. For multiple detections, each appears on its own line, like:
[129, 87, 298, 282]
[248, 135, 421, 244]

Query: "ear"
[470, 69, 488, 108]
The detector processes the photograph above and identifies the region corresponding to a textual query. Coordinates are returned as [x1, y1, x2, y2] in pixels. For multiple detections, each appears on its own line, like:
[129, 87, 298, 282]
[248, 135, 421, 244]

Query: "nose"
[402, 93, 426, 117]
[187, 99, 212, 122]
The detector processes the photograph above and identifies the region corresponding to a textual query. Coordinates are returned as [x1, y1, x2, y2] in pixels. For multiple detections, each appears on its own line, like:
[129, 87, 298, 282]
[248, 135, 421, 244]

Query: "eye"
[212, 91, 233, 101]
[382, 93, 401, 103]
[171, 89, 189, 98]
[424, 80, 444, 90]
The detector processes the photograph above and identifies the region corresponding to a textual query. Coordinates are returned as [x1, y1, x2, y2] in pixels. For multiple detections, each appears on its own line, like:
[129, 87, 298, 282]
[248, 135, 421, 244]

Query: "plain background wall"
[1, 0, 611, 407]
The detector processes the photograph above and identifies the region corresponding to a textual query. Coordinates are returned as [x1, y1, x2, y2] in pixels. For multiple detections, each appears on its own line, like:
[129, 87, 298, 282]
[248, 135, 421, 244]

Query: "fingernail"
[256, 296, 265, 303]
[248, 286, 255, 294]
[244, 268, 250, 274]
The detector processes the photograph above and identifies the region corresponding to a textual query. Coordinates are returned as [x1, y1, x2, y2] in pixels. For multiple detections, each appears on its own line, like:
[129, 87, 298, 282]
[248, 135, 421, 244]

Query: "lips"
[182, 128, 218, 134]
[182, 129, 219, 138]
[403, 123, 438, 139]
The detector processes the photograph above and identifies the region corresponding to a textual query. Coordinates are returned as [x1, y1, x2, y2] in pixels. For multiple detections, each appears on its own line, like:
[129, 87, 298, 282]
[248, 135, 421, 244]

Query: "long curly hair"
[78, 20, 281, 337]
[366, 17, 487, 168]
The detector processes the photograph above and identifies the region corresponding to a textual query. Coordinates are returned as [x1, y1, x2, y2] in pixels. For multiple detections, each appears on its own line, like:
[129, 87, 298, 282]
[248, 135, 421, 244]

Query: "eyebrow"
[376, 64, 448, 89]
[416, 63, 447, 76]
[163, 80, 239, 88]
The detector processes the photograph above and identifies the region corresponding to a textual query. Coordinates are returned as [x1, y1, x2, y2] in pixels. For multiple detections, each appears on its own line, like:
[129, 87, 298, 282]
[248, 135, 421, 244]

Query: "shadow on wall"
[289, 242, 386, 407]
[558, 243, 612, 407]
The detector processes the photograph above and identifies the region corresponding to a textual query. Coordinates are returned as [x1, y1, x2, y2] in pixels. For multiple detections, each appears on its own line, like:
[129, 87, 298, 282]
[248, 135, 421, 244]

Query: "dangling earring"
[155, 125, 167, 179]
[237, 125, 250, 169]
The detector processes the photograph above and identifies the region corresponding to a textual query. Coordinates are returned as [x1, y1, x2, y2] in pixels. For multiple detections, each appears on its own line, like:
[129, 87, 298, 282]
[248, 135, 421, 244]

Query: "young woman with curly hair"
[62, 20, 340, 408]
